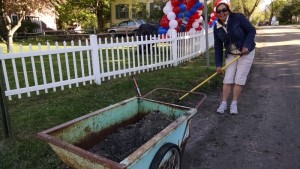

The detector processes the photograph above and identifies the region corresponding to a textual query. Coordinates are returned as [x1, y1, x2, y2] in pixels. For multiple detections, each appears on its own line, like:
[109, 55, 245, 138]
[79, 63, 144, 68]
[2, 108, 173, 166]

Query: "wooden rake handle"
[179, 55, 241, 100]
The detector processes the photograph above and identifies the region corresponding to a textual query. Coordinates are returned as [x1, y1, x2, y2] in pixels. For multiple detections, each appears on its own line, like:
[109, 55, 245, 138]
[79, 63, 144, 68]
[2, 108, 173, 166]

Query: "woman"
[213, 2, 256, 114]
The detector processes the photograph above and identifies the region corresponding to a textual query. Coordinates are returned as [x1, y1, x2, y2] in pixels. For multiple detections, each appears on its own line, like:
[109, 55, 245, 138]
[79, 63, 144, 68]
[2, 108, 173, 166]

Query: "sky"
[259, 0, 272, 10]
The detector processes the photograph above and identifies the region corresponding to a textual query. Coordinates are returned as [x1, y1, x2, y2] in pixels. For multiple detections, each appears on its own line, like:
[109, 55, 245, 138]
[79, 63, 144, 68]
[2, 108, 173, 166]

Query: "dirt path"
[182, 25, 300, 169]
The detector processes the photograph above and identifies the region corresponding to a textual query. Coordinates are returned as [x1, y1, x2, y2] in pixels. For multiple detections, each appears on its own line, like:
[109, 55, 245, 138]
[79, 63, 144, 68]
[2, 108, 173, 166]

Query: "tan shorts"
[223, 49, 255, 85]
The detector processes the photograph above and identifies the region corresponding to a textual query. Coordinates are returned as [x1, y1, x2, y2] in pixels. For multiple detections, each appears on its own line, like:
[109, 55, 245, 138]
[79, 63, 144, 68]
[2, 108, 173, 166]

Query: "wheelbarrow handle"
[179, 55, 241, 100]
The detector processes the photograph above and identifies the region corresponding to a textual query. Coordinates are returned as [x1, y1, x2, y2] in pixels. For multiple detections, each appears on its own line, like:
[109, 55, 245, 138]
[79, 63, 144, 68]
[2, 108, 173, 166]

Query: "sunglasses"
[216, 8, 228, 14]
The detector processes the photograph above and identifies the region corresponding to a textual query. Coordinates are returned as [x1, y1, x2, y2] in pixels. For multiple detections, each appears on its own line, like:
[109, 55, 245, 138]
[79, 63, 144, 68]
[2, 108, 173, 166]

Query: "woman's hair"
[216, 2, 232, 14]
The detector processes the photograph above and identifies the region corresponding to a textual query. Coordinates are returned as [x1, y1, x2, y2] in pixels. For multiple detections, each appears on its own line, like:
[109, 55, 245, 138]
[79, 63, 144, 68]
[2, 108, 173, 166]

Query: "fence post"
[171, 30, 178, 66]
[0, 48, 11, 138]
[90, 35, 101, 85]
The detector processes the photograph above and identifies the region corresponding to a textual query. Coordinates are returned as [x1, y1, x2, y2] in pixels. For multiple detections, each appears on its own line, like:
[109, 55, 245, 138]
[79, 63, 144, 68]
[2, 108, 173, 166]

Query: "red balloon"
[211, 16, 217, 20]
[209, 21, 213, 25]
[188, 16, 195, 23]
[173, 6, 181, 14]
[196, 27, 203, 31]
[199, 5, 204, 10]
[186, 23, 192, 30]
[193, 12, 201, 19]
[187, 4, 193, 10]
[176, 17, 183, 25]
[160, 16, 170, 28]
[171, 0, 181, 6]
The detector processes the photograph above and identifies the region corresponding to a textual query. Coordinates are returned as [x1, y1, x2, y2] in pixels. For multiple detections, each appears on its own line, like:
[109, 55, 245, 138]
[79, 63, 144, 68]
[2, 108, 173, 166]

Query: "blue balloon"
[158, 27, 168, 34]
[177, 12, 184, 19]
[191, 7, 197, 14]
[179, 4, 187, 12]
[195, 2, 203, 9]
[186, 11, 192, 18]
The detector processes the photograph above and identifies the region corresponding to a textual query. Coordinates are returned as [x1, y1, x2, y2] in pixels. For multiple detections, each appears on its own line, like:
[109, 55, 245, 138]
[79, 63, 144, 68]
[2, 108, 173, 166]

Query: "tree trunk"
[4, 12, 25, 52]
[96, 1, 104, 32]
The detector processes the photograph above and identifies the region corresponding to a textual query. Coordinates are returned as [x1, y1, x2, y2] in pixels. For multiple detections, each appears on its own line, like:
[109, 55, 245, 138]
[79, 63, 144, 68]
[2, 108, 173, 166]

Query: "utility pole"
[204, 0, 210, 68]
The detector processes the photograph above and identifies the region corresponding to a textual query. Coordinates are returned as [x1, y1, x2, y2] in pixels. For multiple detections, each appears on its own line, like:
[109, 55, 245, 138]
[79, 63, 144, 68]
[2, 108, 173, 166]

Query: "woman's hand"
[216, 66, 224, 74]
[241, 47, 249, 56]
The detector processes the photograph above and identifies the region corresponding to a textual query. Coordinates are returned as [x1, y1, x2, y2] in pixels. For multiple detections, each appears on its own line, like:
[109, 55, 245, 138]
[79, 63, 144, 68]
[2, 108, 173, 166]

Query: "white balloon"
[189, 28, 196, 34]
[192, 22, 199, 28]
[163, 6, 172, 15]
[198, 10, 203, 15]
[169, 20, 178, 29]
[210, 13, 215, 17]
[196, 16, 203, 23]
[167, 28, 177, 37]
[166, 1, 172, 7]
[214, 7, 216, 12]
[167, 12, 176, 20]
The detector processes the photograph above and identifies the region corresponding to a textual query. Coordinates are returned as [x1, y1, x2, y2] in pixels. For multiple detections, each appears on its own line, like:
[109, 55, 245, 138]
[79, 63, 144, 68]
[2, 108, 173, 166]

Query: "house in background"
[110, 0, 168, 24]
[11, 8, 57, 33]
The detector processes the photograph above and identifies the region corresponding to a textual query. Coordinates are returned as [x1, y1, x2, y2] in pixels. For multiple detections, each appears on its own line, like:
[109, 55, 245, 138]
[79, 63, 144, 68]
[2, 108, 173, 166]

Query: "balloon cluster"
[158, 0, 187, 37]
[185, 0, 204, 34]
[208, 0, 224, 28]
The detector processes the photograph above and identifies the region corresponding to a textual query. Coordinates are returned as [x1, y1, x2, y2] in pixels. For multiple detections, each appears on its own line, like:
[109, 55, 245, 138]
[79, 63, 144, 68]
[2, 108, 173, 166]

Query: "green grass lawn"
[0, 41, 221, 169]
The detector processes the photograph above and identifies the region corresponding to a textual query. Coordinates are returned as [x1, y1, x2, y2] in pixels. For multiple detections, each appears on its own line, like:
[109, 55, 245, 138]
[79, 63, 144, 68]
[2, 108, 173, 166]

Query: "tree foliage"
[53, 0, 111, 31]
[230, 0, 262, 19]
[278, 0, 300, 24]
[0, 0, 60, 51]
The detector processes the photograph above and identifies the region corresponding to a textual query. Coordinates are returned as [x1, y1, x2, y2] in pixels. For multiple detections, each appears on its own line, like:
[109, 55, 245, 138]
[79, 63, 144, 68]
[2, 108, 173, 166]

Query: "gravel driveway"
[182, 25, 300, 169]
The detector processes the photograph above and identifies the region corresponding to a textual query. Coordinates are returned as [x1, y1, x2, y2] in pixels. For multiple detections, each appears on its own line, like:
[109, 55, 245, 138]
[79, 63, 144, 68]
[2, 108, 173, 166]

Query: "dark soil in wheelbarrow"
[88, 110, 175, 162]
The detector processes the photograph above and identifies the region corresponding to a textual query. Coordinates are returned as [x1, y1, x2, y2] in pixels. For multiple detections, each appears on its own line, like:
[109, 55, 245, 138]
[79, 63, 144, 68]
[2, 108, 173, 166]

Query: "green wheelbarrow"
[37, 88, 206, 169]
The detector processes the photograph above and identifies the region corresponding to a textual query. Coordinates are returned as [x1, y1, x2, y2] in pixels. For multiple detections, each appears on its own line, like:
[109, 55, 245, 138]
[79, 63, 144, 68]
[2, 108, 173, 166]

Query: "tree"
[278, 0, 300, 24]
[230, 0, 262, 20]
[0, 0, 60, 52]
[267, 0, 288, 23]
[57, 0, 113, 31]
[56, 1, 97, 29]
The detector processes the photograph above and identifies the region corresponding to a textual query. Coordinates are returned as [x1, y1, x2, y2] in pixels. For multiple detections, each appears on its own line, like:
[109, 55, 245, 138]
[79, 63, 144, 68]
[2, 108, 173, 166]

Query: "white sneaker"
[230, 102, 239, 114]
[217, 102, 227, 114]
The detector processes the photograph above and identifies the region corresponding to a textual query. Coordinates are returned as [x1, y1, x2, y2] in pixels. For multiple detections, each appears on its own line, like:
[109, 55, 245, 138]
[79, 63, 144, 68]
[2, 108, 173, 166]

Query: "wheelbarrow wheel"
[149, 143, 181, 169]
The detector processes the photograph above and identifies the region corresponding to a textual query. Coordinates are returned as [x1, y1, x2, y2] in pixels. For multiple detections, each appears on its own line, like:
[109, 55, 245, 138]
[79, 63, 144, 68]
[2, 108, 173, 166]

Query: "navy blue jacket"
[213, 13, 256, 67]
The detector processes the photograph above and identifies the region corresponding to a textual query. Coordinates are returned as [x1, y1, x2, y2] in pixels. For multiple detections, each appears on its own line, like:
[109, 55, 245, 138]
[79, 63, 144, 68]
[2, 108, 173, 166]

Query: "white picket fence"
[0, 29, 214, 100]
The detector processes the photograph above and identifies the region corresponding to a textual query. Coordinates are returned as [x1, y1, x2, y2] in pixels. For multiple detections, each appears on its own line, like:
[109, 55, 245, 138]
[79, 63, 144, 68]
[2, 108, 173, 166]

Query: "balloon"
[160, 18, 170, 28]
[195, 1, 203, 9]
[166, 1, 172, 7]
[175, 17, 183, 25]
[179, 3, 187, 12]
[169, 19, 178, 29]
[167, 28, 177, 37]
[167, 12, 176, 20]
[177, 12, 184, 19]
[196, 27, 203, 31]
[193, 12, 201, 19]
[191, 7, 197, 14]
[158, 27, 168, 35]
[198, 10, 203, 15]
[192, 22, 199, 28]
[173, 6, 181, 14]
[163, 6, 173, 15]
[186, 3, 193, 10]
[186, 11, 192, 18]
[188, 16, 195, 23]
[211, 16, 217, 20]
[196, 17, 203, 23]
[189, 28, 196, 34]
[199, 5, 204, 10]
[171, 0, 181, 7]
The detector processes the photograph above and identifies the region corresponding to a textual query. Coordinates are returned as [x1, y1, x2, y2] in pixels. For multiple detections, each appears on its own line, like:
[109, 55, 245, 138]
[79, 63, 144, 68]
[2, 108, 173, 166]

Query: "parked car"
[107, 19, 147, 37]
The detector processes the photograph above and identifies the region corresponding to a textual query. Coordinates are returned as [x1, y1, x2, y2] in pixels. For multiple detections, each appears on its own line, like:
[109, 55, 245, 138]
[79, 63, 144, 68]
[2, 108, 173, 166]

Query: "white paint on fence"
[0, 29, 214, 100]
